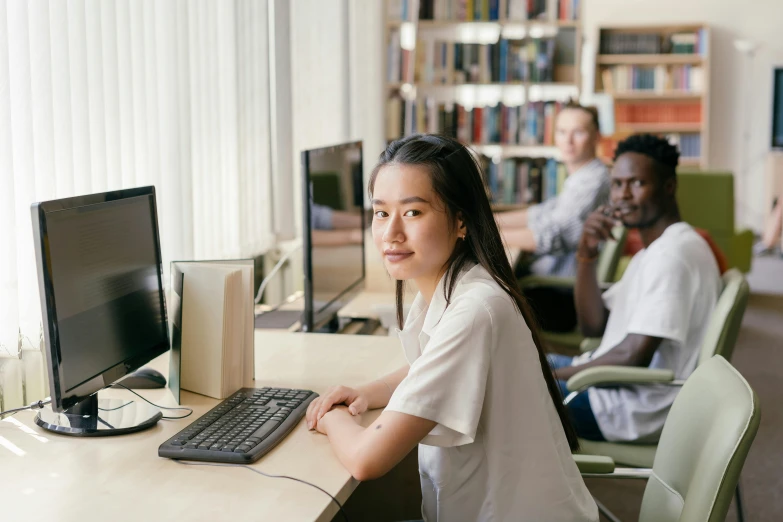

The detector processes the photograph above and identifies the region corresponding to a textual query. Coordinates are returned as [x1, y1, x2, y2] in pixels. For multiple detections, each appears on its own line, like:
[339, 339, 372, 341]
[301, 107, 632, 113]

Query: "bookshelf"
[593, 24, 711, 169]
[384, 0, 583, 208]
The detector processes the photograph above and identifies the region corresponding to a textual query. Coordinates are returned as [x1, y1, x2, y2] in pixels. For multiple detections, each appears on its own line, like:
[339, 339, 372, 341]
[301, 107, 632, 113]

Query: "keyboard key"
[249, 420, 281, 441]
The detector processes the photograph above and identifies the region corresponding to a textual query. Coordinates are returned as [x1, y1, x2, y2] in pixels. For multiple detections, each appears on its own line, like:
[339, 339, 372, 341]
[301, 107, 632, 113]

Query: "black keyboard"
[159, 387, 318, 464]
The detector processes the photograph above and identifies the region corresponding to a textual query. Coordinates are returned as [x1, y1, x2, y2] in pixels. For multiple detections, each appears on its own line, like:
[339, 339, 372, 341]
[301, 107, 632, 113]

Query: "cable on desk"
[99, 401, 134, 412]
[110, 383, 194, 420]
[0, 398, 51, 419]
[173, 460, 349, 522]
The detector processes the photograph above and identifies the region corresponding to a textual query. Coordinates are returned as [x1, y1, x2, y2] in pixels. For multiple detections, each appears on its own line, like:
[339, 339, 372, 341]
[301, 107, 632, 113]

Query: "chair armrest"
[566, 366, 675, 393]
[518, 275, 576, 290]
[573, 454, 615, 474]
[519, 275, 613, 291]
[579, 337, 602, 353]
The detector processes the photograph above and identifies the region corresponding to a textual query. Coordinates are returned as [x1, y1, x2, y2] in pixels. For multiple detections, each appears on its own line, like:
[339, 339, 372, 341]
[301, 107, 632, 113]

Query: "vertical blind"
[0, 0, 273, 410]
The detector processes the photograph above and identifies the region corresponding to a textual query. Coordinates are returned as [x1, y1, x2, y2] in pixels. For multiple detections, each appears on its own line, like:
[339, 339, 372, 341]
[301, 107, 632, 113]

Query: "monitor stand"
[314, 314, 342, 334]
[34, 393, 162, 437]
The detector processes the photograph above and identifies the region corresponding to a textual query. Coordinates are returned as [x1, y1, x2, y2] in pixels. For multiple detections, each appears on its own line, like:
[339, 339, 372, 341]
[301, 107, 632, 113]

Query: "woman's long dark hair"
[369, 134, 579, 451]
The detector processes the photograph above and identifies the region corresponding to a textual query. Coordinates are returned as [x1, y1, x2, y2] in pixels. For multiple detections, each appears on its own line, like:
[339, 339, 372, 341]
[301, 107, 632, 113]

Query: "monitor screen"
[32, 187, 169, 411]
[773, 68, 783, 149]
[301, 141, 365, 331]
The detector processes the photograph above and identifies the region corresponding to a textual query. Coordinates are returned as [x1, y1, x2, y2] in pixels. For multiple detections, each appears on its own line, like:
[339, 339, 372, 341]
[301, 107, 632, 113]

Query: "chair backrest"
[596, 226, 627, 284]
[639, 356, 760, 522]
[698, 269, 750, 365]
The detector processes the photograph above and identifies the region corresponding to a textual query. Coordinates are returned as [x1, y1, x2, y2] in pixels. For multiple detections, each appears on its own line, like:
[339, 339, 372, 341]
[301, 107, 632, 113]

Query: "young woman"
[305, 134, 598, 522]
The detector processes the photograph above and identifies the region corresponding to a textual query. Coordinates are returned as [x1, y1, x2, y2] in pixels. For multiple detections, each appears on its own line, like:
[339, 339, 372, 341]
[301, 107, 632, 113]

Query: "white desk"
[0, 331, 407, 522]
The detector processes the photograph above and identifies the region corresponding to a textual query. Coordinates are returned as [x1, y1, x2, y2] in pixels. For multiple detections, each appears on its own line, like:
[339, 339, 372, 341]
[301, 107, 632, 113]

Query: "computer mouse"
[120, 367, 167, 389]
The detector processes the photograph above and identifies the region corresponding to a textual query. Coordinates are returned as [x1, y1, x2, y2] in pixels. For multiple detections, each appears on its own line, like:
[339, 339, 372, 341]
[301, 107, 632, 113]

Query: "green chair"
[567, 269, 751, 520]
[575, 355, 761, 522]
[519, 227, 627, 350]
[676, 170, 754, 273]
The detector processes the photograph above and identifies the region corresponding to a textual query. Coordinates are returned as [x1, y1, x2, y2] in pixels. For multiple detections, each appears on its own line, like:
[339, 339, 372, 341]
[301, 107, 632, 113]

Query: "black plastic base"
[34, 394, 162, 437]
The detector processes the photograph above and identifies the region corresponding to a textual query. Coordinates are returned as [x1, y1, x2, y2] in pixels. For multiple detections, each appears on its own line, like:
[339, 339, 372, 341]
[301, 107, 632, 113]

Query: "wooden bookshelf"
[616, 122, 703, 134]
[593, 24, 711, 169]
[384, 0, 582, 159]
[596, 54, 703, 65]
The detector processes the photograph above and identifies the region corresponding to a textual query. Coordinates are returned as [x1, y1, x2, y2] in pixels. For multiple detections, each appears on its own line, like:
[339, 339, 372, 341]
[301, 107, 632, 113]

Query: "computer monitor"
[301, 141, 365, 332]
[772, 67, 783, 149]
[30, 186, 168, 436]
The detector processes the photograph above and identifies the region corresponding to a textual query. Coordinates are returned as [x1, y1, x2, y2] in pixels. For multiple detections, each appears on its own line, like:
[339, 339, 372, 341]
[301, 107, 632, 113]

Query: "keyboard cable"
[173, 460, 349, 522]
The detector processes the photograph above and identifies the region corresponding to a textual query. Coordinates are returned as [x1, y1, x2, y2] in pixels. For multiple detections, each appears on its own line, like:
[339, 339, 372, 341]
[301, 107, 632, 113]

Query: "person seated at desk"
[306, 134, 598, 522]
[311, 202, 363, 246]
[548, 134, 722, 443]
[495, 100, 610, 277]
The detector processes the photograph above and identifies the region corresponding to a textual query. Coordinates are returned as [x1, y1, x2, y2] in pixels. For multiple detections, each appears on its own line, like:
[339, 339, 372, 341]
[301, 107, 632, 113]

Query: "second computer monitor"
[301, 141, 365, 332]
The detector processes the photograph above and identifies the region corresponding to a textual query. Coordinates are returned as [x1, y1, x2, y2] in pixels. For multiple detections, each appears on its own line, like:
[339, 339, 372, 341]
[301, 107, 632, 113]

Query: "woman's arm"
[355, 364, 409, 410]
[316, 408, 436, 482]
[495, 208, 529, 228]
[307, 364, 410, 428]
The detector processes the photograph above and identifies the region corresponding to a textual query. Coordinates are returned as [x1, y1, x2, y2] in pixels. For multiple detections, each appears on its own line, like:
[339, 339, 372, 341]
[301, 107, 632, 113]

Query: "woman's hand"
[312, 406, 357, 435]
[306, 385, 369, 430]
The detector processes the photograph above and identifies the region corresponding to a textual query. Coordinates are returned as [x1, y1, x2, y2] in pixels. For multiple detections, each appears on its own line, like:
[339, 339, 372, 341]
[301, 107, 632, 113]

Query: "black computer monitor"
[772, 67, 783, 149]
[301, 141, 365, 332]
[30, 186, 168, 436]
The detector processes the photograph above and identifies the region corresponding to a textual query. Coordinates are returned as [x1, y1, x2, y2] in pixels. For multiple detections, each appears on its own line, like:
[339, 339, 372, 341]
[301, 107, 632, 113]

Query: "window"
[0, 1, 273, 409]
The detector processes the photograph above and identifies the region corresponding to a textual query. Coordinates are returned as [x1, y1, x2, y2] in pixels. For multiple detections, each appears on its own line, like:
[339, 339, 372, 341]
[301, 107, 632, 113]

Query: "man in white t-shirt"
[547, 134, 722, 443]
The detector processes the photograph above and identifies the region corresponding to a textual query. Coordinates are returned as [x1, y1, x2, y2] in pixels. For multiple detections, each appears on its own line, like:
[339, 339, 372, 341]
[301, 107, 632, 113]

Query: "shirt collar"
[396, 263, 480, 362]
[418, 262, 479, 336]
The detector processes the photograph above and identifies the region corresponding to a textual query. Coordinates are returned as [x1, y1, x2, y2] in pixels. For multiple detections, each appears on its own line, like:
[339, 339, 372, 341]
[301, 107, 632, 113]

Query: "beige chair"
[575, 355, 760, 522]
[568, 268, 751, 520]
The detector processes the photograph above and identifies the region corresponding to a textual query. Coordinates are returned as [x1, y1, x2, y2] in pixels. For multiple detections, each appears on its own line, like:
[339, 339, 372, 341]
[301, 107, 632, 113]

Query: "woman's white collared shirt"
[385, 264, 597, 522]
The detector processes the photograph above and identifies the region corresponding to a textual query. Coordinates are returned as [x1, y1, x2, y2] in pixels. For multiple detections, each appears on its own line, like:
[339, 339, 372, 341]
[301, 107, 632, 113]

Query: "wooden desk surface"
[0, 331, 405, 522]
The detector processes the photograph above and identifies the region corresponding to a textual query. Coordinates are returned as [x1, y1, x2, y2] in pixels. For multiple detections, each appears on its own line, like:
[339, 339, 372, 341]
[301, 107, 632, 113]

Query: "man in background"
[548, 134, 722, 442]
[496, 101, 610, 277]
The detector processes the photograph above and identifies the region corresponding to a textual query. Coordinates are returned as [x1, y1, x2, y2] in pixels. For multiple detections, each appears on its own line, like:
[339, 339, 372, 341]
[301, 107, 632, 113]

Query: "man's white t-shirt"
[386, 264, 597, 522]
[574, 222, 722, 442]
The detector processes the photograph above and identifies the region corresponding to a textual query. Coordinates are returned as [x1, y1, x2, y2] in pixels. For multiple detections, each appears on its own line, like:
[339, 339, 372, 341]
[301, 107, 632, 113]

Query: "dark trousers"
[547, 354, 606, 442]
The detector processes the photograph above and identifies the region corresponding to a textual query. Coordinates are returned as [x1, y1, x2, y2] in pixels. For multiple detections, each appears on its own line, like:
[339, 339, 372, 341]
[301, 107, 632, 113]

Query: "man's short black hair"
[613, 134, 680, 181]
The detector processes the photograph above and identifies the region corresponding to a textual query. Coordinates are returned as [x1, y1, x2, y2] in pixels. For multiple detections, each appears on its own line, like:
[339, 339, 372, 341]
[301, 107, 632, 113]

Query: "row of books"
[615, 102, 702, 124]
[385, 97, 567, 146]
[391, 0, 550, 22]
[417, 0, 502, 21]
[479, 156, 566, 205]
[387, 30, 414, 84]
[600, 65, 704, 93]
[413, 39, 557, 84]
[599, 133, 701, 164]
[557, 0, 580, 21]
[599, 29, 707, 55]
[666, 133, 701, 160]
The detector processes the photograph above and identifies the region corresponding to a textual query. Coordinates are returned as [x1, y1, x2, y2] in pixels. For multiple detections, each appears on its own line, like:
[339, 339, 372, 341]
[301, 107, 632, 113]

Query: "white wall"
[290, 0, 352, 237]
[582, 0, 783, 232]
